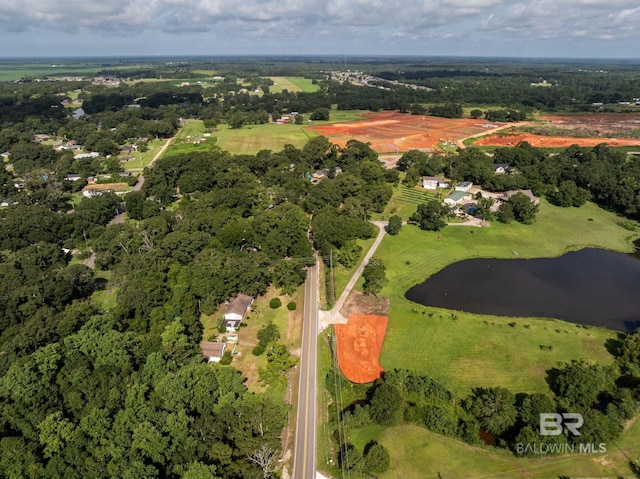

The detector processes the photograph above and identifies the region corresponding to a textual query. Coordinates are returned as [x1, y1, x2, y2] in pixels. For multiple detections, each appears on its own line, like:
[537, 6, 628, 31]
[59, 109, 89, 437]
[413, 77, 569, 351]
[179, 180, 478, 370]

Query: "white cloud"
[0, 0, 638, 56]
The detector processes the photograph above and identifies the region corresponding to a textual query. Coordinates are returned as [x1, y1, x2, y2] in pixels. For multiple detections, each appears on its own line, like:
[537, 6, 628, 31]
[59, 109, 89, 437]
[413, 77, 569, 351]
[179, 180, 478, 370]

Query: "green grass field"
[349, 422, 640, 478]
[317, 200, 640, 478]
[374, 184, 445, 221]
[213, 109, 370, 155]
[216, 122, 317, 155]
[325, 236, 378, 308]
[268, 77, 319, 93]
[0, 64, 102, 82]
[375, 199, 637, 396]
[121, 138, 168, 170]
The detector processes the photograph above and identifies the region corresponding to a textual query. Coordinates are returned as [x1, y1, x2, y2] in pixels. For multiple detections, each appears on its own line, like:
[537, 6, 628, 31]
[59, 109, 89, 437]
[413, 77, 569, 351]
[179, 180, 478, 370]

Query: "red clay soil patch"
[539, 113, 640, 132]
[474, 113, 640, 148]
[334, 314, 388, 384]
[308, 111, 494, 153]
[83, 182, 129, 191]
[473, 133, 640, 148]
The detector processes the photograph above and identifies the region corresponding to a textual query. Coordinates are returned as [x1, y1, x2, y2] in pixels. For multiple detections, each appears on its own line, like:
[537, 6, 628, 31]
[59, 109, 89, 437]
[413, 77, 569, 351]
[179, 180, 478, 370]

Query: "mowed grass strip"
[374, 199, 637, 396]
[217, 122, 317, 155]
[350, 424, 638, 478]
[375, 184, 445, 220]
[268, 76, 319, 93]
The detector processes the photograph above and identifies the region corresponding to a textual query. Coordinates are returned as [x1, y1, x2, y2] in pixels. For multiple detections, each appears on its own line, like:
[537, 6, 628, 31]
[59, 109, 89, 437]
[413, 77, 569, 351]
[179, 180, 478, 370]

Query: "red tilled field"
[82, 183, 129, 192]
[308, 111, 495, 153]
[473, 133, 640, 148]
[474, 113, 640, 148]
[334, 314, 388, 384]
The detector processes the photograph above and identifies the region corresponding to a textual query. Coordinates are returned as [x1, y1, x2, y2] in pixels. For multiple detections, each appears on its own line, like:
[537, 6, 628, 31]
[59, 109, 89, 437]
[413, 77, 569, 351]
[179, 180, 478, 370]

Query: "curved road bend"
[293, 262, 319, 479]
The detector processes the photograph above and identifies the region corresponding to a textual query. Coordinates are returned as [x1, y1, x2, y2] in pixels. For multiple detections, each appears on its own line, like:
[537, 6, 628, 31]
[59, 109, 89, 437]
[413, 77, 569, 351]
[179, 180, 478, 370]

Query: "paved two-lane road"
[293, 262, 319, 479]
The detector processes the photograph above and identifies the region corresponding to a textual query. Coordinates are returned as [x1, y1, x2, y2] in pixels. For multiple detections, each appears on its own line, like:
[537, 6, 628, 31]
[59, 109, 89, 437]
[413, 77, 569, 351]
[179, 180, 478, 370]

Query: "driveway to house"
[131, 135, 174, 192]
[324, 221, 388, 326]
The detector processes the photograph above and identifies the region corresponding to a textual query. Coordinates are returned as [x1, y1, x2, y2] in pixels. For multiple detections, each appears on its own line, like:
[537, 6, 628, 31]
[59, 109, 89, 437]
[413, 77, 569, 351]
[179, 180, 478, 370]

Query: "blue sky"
[1, 0, 639, 58]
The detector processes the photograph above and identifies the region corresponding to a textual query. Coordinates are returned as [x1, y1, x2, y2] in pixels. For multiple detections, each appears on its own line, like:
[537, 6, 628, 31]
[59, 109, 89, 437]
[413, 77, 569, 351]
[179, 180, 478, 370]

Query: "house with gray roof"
[224, 294, 254, 322]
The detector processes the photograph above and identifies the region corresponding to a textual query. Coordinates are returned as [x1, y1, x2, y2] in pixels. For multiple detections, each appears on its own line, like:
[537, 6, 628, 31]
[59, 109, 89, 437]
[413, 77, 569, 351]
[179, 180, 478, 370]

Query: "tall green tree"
[362, 258, 388, 297]
[410, 199, 450, 231]
[466, 387, 517, 436]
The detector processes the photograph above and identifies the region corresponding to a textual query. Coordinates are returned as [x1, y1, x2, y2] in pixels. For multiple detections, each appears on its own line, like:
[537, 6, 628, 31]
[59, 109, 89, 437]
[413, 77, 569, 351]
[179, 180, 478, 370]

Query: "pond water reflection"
[405, 248, 640, 332]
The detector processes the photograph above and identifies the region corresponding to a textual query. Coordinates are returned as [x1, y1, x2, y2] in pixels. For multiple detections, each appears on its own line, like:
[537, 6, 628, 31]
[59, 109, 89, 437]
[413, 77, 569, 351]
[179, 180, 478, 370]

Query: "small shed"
[200, 341, 226, 363]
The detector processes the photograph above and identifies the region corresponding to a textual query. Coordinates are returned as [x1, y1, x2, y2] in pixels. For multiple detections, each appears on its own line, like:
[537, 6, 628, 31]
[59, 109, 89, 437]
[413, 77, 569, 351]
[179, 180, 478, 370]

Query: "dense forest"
[0, 64, 396, 475]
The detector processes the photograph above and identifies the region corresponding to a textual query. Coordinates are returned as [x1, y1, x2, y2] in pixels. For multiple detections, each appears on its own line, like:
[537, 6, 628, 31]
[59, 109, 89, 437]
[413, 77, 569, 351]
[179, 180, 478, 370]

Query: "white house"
[454, 181, 473, 192]
[224, 294, 254, 322]
[493, 164, 510, 175]
[422, 176, 449, 190]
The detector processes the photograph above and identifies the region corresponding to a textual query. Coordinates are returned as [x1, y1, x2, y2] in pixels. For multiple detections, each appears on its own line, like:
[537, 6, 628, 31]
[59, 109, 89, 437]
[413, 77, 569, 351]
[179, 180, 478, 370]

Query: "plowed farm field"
[308, 111, 497, 153]
[473, 113, 640, 148]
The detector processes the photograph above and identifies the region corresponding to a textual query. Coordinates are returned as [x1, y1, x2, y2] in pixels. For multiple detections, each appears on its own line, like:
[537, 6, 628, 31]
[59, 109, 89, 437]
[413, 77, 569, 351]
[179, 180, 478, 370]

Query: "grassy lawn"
[322, 235, 378, 309]
[349, 424, 639, 478]
[159, 120, 219, 157]
[374, 184, 446, 221]
[216, 122, 317, 155]
[374, 200, 637, 396]
[90, 270, 118, 311]
[268, 77, 319, 93]
[122, 138, 171, 170]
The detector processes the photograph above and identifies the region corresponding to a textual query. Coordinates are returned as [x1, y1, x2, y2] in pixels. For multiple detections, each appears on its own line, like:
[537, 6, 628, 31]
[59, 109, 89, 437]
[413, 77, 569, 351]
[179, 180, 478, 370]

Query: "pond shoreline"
[405, 248, 640, 332]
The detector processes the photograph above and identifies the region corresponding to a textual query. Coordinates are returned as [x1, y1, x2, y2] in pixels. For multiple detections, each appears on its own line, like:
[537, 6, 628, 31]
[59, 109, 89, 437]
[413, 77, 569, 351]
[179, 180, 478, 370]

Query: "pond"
[405, 248, 640, 332]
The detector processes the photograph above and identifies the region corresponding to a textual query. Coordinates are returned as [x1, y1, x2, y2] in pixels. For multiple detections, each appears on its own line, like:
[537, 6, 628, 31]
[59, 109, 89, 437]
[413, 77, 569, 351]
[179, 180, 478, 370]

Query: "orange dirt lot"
[308, 111, 495, 153]
[82, 183, 129, 192]
[334, 314, 388, 384]
[474, 113, 640, 148]
[473, 133, 640, 148]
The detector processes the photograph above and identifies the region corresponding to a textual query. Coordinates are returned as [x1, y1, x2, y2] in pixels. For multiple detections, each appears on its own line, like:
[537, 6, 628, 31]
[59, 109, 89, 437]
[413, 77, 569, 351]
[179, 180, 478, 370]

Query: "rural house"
[222, 318, 241, 333]
[493, 164, 511, 175]
[422, 176, 449, 190]
[454, 181, 473, 192]
[200, 341, 226, 363]
[444, 190, 472, 206]
[224, 294, 254, 322]
[499, 189, 539, 205]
